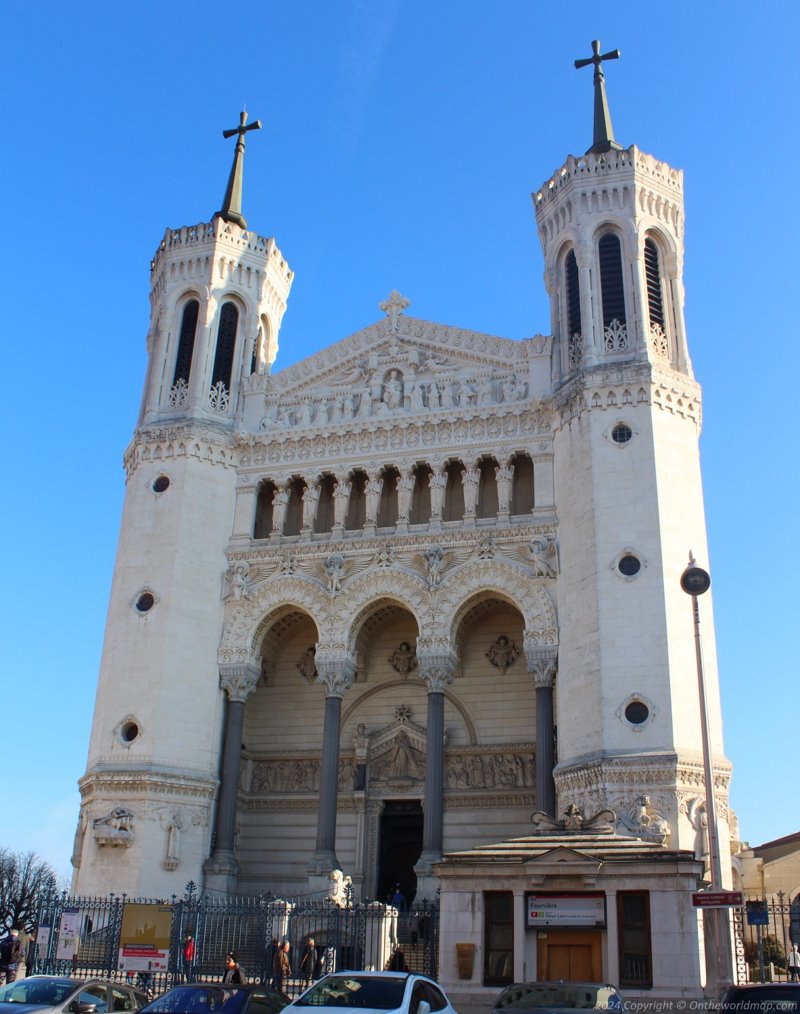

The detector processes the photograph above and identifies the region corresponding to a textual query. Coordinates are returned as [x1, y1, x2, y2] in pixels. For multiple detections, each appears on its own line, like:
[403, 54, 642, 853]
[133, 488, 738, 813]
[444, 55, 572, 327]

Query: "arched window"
[510, 454, 534, 515]
[254, 480, 276, 539]
[443, 461, 465, 522]
[476, 458, 499, 520]
[644, 236, 669, 359]
[211, 302, 239, 393]
[598, 233, 628, 351]
[172, 300, 199, 388]
[564, 249, 582, 370]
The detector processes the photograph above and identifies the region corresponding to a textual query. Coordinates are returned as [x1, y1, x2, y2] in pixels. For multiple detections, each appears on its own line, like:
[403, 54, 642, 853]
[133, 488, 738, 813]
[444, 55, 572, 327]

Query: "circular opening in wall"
[625, 700, 650, 725]
[120, 721, 140, 743]
[612, 423, 633, 444]
[135, 592, 155, 613]
[152, 475, 170, 493]
[618, 554, 641, 577]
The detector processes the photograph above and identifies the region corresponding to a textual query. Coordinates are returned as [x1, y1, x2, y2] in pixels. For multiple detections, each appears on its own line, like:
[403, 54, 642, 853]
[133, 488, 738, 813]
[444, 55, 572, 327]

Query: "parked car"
[286, 971, 458, 1014]
[491, 982, 625, 1014]
[139, 984, 290, 1014]
[0, 976, 150, 1014]
[718, 984, 800, 1011]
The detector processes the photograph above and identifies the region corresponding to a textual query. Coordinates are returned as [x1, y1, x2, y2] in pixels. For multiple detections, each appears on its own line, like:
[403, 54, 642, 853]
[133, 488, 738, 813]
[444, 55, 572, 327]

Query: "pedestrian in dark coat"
[272, 941, 291, 993]
[223, 952, 246, 984]
[0, 930, 23, 984]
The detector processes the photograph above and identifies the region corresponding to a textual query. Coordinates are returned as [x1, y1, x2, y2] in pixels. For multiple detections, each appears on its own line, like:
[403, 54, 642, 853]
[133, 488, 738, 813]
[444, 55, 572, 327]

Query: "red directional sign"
[692, 891, 744, 908]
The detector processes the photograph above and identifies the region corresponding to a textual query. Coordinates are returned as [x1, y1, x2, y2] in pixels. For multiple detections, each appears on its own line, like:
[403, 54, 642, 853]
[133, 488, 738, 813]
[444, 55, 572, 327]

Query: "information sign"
[118, 903, 173, 972]
[691, 890, 743, 908]
[526, 892, 606, 927]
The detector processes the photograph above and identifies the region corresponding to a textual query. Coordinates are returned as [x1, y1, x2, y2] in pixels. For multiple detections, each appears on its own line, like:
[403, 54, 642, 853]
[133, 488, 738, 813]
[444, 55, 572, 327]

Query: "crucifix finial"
[574, 40, 623, 155]
[216, 110, 262, 229]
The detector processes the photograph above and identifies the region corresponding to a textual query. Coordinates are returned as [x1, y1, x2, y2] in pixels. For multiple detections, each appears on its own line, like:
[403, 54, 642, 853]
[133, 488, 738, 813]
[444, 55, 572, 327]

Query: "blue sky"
[2, 1, 796, 882]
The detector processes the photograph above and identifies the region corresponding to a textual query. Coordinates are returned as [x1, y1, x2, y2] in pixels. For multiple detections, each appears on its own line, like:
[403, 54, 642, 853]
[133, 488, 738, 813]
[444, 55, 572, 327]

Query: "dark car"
[0, 976, 149, 1014]
[139, 984, 289, 1014]
[719, 984, 800, 1011]
[492, 982, 625, 1014]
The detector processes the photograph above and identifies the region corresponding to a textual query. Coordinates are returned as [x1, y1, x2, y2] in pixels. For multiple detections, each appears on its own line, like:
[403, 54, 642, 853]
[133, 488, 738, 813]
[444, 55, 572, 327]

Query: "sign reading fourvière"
[526, 892, 606, 927]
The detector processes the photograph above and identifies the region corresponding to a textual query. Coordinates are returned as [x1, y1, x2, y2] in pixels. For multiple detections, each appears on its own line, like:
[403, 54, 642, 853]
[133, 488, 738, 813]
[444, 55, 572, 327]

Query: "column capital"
[525, 648, 558, 689]
[219, 663, 260, 702]
[417, 651, 457, 692]
[315, 656, 357, 698]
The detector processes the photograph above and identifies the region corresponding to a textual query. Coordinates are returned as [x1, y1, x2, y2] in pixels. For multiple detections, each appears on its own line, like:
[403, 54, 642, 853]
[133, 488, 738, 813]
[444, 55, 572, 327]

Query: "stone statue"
[328, 869, 353, 906]
[365, 477, 383, 524]
[495, 464, 514, 513]
[297, 647, 318, 682]
[409, 382, 426, 412]
[529, 535, 558, 577]
[325, 553, 345, 593]
[92, 807, 135, 846]
[396, 472, 414, 520]
[379, 290, 410, 332]
[332, 480, 351, 527]
[486, 635, 520, 672]
[389, 641, 418, 674]
[224, 562, 252, 601]
[423, 545, 445, 587]
[461, 467, 479, 515]
[302, 483, 320, 529]
[272, 488, 290, 533]
[428, 471, 447, 518]
[382, 370, 404, 410]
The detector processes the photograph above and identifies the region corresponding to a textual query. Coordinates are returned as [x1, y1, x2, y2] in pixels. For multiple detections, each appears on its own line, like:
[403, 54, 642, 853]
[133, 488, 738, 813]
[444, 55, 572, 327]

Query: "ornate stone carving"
[530, 803, 616, 833]
[445, 750, 533, 790]
[525, 648, 558, 688]
[423, 545, 445, 587]
[370, 729, 425, 781]
[219, 663, 260, 702]
[528, 535, 559, 577]
[616, 794, 670, 843]
[486, 635, 520, 672]
[328, 868, 354, 905]
[379, 290, 410, 332]
[324, 553, 345, 593]
[92, 807, 135, 847]
[315, 657, 357, 698]
[224, 561, 254, 601]
[296, 647, 318, 682]
[417, 652, 456, 692]
[389, 642, 417, 674]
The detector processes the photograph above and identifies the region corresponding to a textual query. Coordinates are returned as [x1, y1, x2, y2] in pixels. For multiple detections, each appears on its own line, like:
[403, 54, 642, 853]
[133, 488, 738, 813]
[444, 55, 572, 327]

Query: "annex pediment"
[247, 305, 550, 433]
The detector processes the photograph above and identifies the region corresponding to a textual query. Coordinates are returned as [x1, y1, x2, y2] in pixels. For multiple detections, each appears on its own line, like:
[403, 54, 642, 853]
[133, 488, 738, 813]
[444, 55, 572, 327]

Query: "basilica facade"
[72, 78, 731, 931]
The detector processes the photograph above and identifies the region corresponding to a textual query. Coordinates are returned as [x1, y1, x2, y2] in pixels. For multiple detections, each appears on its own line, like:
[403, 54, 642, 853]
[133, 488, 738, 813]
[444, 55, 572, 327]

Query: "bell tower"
[535, 45, 731, 860]
[73, 114, 293, 897]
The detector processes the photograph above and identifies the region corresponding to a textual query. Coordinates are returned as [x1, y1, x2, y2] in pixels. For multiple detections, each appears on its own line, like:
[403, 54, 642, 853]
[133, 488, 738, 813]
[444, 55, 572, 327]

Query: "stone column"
[309, 656, 356, 877]
[415, 651, 456, 901]
[230, 481, 258, 546]
[576, 239, 596, 366]
[203, 663, 259, 895]
[188, 295, 216, 410]
[526, 649, 558, 816]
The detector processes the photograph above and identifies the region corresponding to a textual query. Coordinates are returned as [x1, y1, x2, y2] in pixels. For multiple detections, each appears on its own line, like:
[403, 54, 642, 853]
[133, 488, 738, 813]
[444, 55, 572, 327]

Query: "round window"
[618, 554, 641, 577]
[135, 592, 155, 613]
[625, 700, 650, 725]
[152, 475, 170, 493]
[121, 721, 140, 743]
[612, 424, 633, 444]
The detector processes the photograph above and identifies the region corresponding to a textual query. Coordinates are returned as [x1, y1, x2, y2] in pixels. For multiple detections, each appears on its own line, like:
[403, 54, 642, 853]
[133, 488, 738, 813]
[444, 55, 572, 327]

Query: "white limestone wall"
[75, 452, 237, 896]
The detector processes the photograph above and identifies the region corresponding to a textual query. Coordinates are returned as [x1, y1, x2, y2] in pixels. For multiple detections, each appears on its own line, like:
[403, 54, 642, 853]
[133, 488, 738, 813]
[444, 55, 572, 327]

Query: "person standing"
[0, 929, 23, 984]
[273, 940, 291, 994]
[788, 943, 800, 982]
[223, 952, 246, 984]
[264, 937, 279, 986]
[181, 933, 196, 982]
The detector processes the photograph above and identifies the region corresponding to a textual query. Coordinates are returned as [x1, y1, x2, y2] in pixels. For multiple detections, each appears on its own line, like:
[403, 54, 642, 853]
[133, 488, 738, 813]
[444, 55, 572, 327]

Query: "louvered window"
[211, 302, 239, 390]
[598, 233, 626, 327]
[644, 238, 665, 328]
[565, 250, 582, 336]
[172, 300, 199, 386]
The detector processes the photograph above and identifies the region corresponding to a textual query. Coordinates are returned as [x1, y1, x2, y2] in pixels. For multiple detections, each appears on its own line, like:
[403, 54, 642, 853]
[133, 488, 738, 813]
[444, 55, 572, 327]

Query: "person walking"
[788, 943, 800, 982]
[0, 929, 23, 985]
[223, 952, 246, 984]
[273, 940, 291, 994]
[299, 938, 317, 988]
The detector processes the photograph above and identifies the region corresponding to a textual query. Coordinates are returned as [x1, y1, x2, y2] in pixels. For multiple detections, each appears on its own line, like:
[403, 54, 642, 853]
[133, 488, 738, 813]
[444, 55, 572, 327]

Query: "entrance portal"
[536, 929, 602, 981]
[377, 800, 423, 904]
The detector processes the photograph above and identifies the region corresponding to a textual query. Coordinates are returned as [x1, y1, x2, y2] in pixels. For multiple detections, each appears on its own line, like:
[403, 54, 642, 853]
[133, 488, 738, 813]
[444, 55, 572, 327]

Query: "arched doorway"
[377, 799, 423, 905]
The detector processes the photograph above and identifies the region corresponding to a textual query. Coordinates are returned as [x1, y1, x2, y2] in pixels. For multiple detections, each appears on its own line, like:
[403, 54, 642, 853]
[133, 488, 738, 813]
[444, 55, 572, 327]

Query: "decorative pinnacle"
[574, 40, 623, 155]
[216, 110, 262, 229]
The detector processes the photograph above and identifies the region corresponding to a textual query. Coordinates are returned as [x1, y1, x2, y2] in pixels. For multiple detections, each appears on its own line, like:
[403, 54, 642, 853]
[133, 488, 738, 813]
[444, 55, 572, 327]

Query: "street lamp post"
[680, 554, 733, 997]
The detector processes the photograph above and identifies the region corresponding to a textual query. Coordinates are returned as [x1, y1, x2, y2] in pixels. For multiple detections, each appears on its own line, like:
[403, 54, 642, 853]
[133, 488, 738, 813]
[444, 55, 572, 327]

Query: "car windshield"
[294, 976, 407, 1009]
[496, 985, 623, 1011]
[143, 988, 244, 1013]
[0, 980, 77, 1005]
[722, 988, 800, 1011]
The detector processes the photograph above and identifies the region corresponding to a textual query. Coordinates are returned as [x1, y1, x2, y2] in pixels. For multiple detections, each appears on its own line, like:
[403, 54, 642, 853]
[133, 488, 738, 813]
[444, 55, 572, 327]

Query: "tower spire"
[574, 39, 622, 155]
[216, 110, 262, 229]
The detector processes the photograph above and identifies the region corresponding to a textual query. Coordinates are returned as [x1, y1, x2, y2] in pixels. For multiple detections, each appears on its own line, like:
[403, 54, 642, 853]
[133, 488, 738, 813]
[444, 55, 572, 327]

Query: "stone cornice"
[124, 421, 238, 478]
[79, 766, 218, 800]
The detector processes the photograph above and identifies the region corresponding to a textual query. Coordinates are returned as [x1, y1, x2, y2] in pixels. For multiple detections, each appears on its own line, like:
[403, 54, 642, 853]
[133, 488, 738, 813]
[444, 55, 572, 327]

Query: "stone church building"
[73, 51, 732, 981]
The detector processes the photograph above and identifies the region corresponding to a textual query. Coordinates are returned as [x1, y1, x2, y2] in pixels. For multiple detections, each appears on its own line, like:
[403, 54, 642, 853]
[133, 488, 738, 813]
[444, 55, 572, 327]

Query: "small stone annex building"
[73, 46, 732, 993]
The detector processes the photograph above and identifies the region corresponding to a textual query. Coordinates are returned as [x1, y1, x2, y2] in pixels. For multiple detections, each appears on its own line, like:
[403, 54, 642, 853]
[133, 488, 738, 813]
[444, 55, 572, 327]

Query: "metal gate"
[33, 883, 438, 995]
[735, 892, 800, 983]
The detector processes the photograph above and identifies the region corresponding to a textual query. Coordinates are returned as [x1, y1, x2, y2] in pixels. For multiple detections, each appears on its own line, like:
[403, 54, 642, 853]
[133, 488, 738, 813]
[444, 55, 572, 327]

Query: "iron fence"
[735, 892, 800, 983]
[32, 884, 438, 996]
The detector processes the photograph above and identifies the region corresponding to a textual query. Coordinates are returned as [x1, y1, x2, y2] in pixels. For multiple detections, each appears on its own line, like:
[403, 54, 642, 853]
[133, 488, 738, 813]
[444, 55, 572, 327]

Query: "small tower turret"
[140, 113, 293, 428]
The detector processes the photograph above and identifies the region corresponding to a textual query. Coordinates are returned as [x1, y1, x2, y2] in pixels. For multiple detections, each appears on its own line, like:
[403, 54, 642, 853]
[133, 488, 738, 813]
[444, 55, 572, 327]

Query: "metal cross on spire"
[574, 40, 623, 155]
[216, 110, 262, 229]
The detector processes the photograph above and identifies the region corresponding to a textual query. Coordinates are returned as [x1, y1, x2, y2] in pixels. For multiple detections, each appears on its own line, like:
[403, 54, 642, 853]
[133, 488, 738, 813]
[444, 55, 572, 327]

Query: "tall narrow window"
[314, 475, 337, 534]
[617, 891, 653, 989]
[169, 300, 199, 408]
[565, 249, 583, 371]
[378, 468, 400, 528]
[211, 302, 239, 392]
[484, 892, 514, 986]
[644, 237, 668, 358]
[476, 459, 499, 520]
[284, 478, 305, 537]
[598, 233, 628, 351]
[510, 453, 534, 515]
[410, 465, 432, 525]
[345, 471, 367, 531]
[442, 461, 465, 522]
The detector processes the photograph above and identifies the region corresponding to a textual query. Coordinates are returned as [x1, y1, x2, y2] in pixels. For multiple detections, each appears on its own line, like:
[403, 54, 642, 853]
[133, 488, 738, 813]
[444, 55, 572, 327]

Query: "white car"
[286, 971, 458, 1014]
